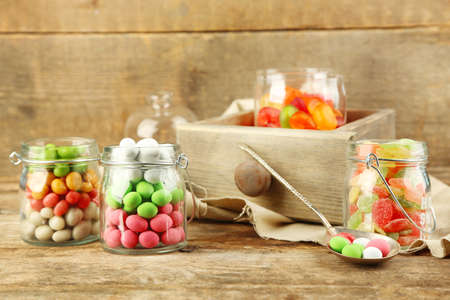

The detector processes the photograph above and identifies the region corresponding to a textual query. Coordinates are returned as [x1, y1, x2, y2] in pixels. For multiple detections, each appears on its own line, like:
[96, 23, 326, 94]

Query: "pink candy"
[139, 230, 160, 248]
[158, 203, 173, 215]
[170, 211, 183, 227]
[161, 228, 181, 245]
[125, 215, 148, 233]
[110, 209, 128, 227]
[173, 226, 186, 242]
[366, 238, 390, 257]
[121, 230, 138, 249]
[104, 228, 121, 248]
[150, 214, 173, 233]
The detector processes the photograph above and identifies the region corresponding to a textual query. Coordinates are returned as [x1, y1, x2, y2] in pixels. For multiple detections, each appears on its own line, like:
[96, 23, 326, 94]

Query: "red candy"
[77, 192, 91, 209]
[372, 198, 393, 228]
[121, 230, 139, 249]
[105, 229, 122, 248]
[30, 199, 44, 211]
[383, 218, 411, 233]
[366, 238, 390, 257]
[43, 193, 59, 208]
[53, 200, 69, 216]
[337, 232, 355, 243]
[158, 203, 173, 215]
[170, 211, 184, 227]
[150, 214, 173, 233]
[161, 228, 181, 245]
[173, 202, 181, 211]
[125, 215, 148, 233]
[139, 231, 160, 248]
[65, 191, 81, 205]
[290, 97, 308, 113]
[256, 107, 281, 128]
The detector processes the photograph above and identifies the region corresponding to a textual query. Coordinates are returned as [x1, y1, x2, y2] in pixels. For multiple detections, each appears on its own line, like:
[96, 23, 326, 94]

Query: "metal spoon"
[239, 144, 400, 264]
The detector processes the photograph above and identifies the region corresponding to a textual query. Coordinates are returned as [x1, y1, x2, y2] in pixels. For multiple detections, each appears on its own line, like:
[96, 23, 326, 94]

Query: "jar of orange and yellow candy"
[254, 68, 346, 130]
[9, 137, 100, 246]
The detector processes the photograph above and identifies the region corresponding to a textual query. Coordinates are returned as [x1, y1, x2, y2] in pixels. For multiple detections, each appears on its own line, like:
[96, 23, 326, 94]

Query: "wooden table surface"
[1, 168, 449, 299]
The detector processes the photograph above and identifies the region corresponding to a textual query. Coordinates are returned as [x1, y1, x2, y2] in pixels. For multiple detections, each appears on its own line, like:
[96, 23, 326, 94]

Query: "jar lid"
[11, 137, 99, 165]
[101, 144, 182, 167]
[350, 139, 428, 163]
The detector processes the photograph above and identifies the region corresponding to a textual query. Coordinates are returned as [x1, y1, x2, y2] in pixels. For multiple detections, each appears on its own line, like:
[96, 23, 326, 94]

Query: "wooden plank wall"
[1, 0, 449, 180]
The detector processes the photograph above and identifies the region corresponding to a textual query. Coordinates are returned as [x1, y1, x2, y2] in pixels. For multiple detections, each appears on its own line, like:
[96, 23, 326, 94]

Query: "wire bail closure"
[9, 152, 22, 165]
[176, 153, 189, 169]
[365, 153, 436, 234]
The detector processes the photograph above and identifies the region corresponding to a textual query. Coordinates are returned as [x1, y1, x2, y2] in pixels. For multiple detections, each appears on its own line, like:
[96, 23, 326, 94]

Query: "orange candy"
[83, 169, 99, 187]
[54, 200, 69, 216]
[30, 199, 44, 211]
[283, 86, 303, 106]
[80, 181, 93, 193]
[51, 178, 68, 195]
[307, 99, 337, 130]
[31, 185, 49, 200]
[288, 111, 317, 129]
[66, 172, 82, 191]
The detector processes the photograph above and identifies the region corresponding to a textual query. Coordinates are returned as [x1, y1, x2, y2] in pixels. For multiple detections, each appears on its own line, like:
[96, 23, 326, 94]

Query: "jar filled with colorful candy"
[9, 137, 100, 246]
[346, 139, 436, 248]
[254, 68, 346, 130]
[100, 139, 188, 254]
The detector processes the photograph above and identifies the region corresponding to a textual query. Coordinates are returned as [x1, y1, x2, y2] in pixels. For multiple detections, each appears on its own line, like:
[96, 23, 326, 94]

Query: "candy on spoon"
[363, 247, 383, 259]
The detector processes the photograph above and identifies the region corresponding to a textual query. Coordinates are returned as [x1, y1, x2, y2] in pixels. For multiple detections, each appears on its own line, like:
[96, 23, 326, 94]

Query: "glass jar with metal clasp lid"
[100, 144, 194, 254]
[346, 139, 436, 248]
[9, 137, 100, 246]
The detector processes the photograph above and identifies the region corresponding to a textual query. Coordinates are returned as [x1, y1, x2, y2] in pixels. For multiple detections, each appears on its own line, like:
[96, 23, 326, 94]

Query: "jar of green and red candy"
[346, 139, 434, 248]
[10, 138, 100, 246]
[254, 68, 346, 130]
[100, 139, 187, 254]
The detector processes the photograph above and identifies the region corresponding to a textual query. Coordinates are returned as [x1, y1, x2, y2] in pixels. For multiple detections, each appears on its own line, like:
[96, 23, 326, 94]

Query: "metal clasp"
[176, 153, 189, 169]
[9, 152, 22, 165]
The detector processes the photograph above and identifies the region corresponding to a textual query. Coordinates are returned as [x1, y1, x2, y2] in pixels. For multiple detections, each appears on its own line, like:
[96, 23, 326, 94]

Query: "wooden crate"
[176, 109, 395, 224]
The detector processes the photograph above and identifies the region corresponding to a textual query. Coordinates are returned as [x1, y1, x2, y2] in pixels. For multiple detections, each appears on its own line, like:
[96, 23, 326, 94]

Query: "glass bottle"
[124, 91, 197, 144]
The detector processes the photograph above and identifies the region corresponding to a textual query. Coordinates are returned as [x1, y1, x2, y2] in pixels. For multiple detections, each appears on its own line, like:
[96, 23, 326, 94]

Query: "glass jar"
[100, 144, 188, 254]
[254, 68, 346, 130]
[124, 91, 198, 144]
[9, 137, 100, 246]
[346, 139, 436, 248]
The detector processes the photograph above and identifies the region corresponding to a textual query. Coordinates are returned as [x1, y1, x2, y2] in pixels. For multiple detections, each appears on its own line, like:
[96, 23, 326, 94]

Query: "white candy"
[83, 202, 98, 220]
[161, 168, 179, 191]
[40, 207, 54, 219]
[29, 211, 45, 226]
[65, 208, 84, 226]
[21, 221, 36, 240]
[91, 220, 100, 235]
[119, 138, 136, 147]
[35, 225, 53, 241]
[353, 237, 370, 248]
[49, 216, 66, 231]
[111, 147, 139, 162]
[24, 202, 33, 218]
[363, 246, 383, 259]
[159, 147, 175, 162]
[52, 229, 72, 242]
[72, 221, 92, 240]
[136, 138, 160, 163]
[144, 169, 161, 183]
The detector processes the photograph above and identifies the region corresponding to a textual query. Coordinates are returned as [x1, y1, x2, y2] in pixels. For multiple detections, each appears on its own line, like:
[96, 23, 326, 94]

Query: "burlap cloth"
[185, 99, 450, 258]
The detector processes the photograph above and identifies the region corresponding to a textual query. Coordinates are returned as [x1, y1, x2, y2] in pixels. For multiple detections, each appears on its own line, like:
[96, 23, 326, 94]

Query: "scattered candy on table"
[328, 233, 391, 259]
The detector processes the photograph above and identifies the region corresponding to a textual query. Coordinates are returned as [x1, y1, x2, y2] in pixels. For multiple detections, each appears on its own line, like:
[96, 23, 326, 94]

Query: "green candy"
[151, 189, 172, 207]
[124, 205, 137, 214]
[44, 144, 58, 160]
[153, 182, 164, 191]
[354, 243, 365, 253]
[123, 192, 142, 209]
[329, 236, 350, 253]
[29, 146, 45, 160]
[53, 164, 70, 177]
[280, 105, 298, 128]
[357, 194, 378, 213]
[137, 202, 158, 219]
[136, 181, 154, 200]
[71, 163, 88, 173]
[341, 244, 362, 258]
[57, 146, 79, 159]
[171, 188, 184, 204]
[106, 190, 122, 209]
[348, 211, 363, 230]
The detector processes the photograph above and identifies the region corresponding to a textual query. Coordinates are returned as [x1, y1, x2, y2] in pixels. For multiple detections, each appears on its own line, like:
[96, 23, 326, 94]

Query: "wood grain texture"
[0, 212, 449, 299]
[0, 0, 448, 33]
[1, 28, 449, 180]
[177, 110, 395, 224]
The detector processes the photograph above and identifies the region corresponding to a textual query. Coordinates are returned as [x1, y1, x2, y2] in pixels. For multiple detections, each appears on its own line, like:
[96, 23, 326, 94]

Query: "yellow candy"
[51, 178, 68, 195]
[66, 172, 82, 191]
[31, 185, 49, 200]
[348, 186, 360, 204]
[80, 181, 93, 193]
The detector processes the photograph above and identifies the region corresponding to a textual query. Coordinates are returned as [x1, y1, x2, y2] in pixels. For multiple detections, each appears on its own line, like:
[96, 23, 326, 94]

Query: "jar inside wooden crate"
[254, 68, 346, 130]
[100, 144, 188, 254]
[9, 137, 100, 246]
[346, 139, 436, 248]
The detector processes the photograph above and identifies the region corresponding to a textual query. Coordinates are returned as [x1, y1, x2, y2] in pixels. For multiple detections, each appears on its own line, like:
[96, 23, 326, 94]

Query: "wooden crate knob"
[234, 160, 271, 197]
